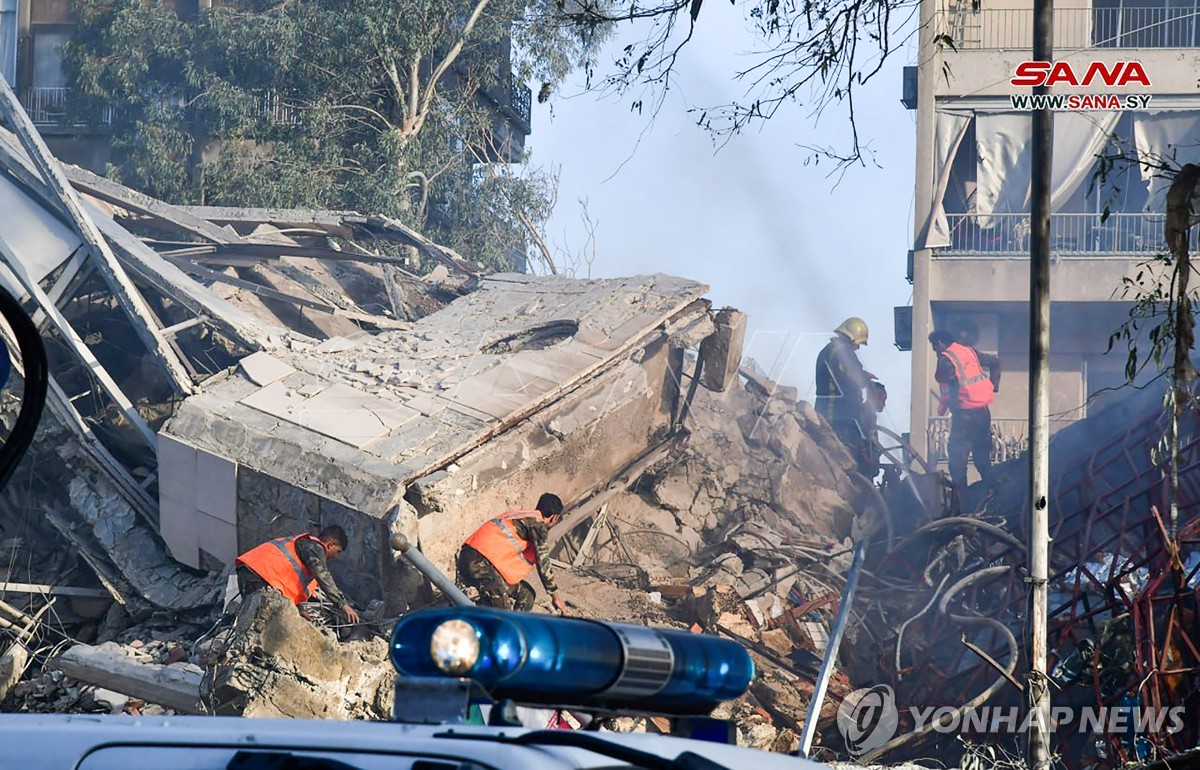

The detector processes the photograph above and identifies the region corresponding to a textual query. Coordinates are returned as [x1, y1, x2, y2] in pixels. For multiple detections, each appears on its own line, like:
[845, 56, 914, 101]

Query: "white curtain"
[1050, 112, 1121, 211]
[975, 113, 1031, 227]
[975, 112, 1121, 225]
[923, 111, 972, 249]
[1132, 111, 1200, 212]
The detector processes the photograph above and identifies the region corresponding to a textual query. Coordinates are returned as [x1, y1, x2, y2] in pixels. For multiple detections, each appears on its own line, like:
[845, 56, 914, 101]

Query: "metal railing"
[509, 71, 531, 133]
[941, 6, 1200, 49]
[23, 87, 113, 126]
[928, 416, 1078, 464]
[255, 91, 299, 126]
[941, 212, 1200, 257]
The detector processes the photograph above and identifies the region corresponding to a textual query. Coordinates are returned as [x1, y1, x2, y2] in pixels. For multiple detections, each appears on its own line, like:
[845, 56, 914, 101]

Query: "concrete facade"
[907, 0, 1198, 463]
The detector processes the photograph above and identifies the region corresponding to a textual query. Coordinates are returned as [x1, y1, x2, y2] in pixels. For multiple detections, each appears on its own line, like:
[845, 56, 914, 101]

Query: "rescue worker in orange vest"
[929, 330, 1001, 494]
[235, 525, 360, 625]
[456, 493, 569, 615]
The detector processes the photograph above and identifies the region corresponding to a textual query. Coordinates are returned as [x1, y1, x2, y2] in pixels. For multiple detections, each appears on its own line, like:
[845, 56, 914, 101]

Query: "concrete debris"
[52, 641, 203, 714]
[201, 589, 393, 720]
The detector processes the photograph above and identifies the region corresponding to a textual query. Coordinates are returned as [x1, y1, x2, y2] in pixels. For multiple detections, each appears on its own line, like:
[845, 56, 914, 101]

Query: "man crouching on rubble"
[457, 493, 570, 615]
[235, 526, 361, 626]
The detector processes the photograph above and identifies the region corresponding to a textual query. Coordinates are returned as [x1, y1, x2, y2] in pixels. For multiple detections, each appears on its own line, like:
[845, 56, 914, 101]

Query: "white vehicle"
[0, 607, 823, 769]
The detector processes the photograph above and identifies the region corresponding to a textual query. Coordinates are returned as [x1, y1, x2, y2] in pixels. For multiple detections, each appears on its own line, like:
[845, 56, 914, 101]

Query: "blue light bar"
[390, 607, 754, 715]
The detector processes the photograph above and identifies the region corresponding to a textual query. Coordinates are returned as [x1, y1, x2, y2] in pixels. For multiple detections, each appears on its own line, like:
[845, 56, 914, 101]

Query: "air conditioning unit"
[894, 306, 913, 351]
[902, 66, 918, 110]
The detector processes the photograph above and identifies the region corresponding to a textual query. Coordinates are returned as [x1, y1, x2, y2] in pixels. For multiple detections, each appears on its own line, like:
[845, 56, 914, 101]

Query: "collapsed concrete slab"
[161, 273, 716, 612]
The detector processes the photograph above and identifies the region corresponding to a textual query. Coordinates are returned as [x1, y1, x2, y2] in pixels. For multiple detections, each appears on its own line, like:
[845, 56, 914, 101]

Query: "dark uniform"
[815, 333, 873, 455]
[457, 514, 556, 612]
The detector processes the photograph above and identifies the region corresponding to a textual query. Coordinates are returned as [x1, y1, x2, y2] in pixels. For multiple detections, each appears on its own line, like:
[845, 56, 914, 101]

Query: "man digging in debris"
[235, 525, 361, 627]
[457, 493, 570, 614]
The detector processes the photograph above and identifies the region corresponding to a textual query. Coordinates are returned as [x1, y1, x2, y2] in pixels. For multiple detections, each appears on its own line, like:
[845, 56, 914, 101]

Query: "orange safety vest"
[940, 342, 995, 410]
[464, 511, 541, 585]
[236, 534, 321, 605]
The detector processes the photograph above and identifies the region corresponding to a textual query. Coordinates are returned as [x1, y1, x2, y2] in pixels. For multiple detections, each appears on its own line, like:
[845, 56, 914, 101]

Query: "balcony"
[23, 87, 113, 127]
[940, 212, 1200, 257]
[927, 416, 1078, 464]
[941, 6, 1200, 49]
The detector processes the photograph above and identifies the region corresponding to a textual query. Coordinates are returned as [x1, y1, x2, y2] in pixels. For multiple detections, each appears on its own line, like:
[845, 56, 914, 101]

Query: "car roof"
[0, 714, 822, 770]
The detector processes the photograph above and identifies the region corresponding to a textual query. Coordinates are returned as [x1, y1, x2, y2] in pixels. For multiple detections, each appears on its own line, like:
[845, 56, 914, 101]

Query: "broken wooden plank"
[0, 582, 112, 599]
[54, 641, 203, 714]
[0, 75, 195, 397]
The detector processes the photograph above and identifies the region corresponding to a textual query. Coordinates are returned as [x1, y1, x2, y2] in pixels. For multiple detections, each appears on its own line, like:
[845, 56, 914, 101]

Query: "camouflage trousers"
[456, 546, 535, 612]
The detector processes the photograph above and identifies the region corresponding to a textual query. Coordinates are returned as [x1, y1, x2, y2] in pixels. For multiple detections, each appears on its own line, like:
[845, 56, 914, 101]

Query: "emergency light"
[390, 607, 754, 714]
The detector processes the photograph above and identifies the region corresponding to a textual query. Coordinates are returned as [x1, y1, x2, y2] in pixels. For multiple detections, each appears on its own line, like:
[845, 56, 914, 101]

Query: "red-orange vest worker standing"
[939, 342, 995, 411]
[235, 534, 321, 604]
[464, 511, 542, 585]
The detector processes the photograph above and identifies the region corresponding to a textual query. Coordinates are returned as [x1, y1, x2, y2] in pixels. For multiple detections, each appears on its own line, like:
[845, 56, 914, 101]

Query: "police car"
[0, 608, 824, 769]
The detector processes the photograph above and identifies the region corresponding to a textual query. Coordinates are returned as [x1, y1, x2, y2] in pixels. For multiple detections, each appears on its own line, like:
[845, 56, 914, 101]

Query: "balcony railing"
[940, 212, 1200, 257]
[928, 416, 1078, 464]
[23, 87, 113, 126]
[941, 6, 1200, 49]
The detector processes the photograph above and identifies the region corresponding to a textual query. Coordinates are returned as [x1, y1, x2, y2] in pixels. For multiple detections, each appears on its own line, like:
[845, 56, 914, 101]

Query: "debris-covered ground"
[2, 363, 877, 759]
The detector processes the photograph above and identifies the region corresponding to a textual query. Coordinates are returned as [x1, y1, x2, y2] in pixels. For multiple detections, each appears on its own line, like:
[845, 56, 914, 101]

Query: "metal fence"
[941, 6, 1200, 49]
[23, 87, 113, 126]
[941, 212, 1199, 257]
[927, 416, 1078, 464]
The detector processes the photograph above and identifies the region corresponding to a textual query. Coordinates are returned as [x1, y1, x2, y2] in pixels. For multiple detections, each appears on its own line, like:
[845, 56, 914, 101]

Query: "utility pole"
[1027, 0, 1054, 763]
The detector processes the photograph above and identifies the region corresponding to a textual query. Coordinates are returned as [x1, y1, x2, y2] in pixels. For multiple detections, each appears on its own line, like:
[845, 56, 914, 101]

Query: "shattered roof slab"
[164, 273, 709, 516]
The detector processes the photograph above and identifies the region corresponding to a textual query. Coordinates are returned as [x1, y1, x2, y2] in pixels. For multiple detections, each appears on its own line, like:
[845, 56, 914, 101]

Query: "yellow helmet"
[835, 317, 869, 346]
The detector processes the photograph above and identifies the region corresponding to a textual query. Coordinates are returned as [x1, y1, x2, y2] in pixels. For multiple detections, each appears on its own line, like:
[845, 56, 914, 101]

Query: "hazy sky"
[529, 5, 920, 437]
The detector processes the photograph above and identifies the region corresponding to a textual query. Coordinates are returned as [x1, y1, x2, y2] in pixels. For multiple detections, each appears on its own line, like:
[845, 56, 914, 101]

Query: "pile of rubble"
[0, 88, 889, 757]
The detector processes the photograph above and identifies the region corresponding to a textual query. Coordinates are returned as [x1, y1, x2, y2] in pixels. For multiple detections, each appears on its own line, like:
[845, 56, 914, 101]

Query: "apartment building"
[0, 0, 531, 171]
[903, 0, 1200, 467]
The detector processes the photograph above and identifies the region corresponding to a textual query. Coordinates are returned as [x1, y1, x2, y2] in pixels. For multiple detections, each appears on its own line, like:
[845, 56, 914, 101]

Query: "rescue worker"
[858, 381, 888, 479]
[929, 329, 1001, 493]
[815, 317, 875, 456]
[457, 493, 569, 614]
[235, 525, 360, 625]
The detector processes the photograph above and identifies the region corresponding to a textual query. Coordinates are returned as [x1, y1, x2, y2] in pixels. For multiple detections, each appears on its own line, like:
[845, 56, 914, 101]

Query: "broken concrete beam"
[699, 309, 747, 393]
[53, 642, 203, 714]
